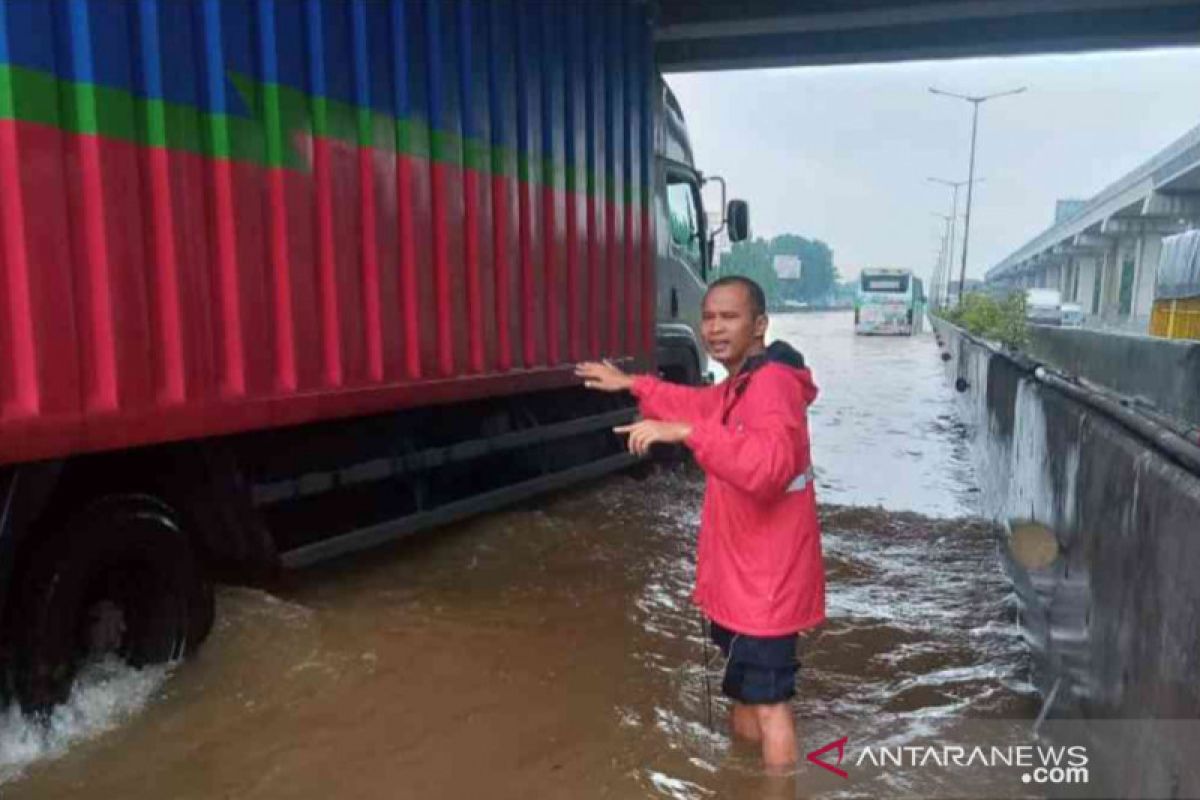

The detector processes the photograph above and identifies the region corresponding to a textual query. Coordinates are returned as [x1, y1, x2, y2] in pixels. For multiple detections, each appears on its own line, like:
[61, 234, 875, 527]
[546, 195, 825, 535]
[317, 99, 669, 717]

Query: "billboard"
[774, 255, 803, 280]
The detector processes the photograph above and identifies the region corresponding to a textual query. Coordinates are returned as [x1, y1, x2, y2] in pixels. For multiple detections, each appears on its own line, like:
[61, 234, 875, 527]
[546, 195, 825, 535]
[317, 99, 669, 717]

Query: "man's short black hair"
[706, 275, 767, 318]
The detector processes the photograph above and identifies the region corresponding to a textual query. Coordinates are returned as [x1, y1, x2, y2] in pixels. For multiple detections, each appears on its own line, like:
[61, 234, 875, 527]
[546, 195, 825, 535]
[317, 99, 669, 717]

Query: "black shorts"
[709, 620, 800, 705]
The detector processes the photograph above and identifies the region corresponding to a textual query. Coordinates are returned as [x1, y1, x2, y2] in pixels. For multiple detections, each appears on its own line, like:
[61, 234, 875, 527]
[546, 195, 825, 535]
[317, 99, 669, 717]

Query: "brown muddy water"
[0, 312, 1039, 798]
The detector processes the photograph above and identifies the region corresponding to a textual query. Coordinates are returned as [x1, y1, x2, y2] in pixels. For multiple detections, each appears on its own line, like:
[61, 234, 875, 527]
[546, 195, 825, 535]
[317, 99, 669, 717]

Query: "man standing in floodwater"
[575, 276, 826, 770]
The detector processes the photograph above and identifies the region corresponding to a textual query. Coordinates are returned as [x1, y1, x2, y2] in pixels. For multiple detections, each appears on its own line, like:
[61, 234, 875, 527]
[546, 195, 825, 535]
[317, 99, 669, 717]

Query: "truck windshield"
[667, 180, 703, 273]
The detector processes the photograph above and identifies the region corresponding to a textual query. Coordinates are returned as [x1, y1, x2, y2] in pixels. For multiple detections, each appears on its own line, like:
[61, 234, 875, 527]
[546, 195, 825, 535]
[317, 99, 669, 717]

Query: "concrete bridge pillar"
[1075, 255, 1102, 314]
[1132, 234, 1162, 329]
[1046, 262, 1062, 290]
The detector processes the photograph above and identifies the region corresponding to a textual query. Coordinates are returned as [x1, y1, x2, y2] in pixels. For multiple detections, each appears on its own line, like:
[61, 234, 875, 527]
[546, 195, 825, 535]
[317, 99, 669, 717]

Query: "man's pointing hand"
[613, 420, 692, 457]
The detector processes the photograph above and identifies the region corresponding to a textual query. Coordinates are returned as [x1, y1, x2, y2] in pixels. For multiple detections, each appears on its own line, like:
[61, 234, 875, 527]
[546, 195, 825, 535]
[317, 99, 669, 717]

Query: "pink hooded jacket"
[631, 341, 825, 636]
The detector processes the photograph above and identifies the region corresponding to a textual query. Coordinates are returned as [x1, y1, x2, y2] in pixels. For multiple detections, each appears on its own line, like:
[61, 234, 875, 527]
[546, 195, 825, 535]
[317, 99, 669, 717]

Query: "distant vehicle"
[1061, 302, 1085, 328]
[855, 269, 924, 335]
[1025, 288, 1064, 326]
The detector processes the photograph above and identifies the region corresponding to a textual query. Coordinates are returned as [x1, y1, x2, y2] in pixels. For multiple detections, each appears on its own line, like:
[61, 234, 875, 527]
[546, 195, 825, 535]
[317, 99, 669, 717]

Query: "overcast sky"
[666, 47, 1200, 283]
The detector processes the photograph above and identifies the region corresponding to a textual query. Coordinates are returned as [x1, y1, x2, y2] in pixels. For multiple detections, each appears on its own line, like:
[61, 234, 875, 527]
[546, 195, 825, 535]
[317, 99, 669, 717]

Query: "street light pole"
[946, 178, 961, 307]
[933, 238, 947, 310]
[960, 103, 981, 308]
[928, 176, 984, 306]
[930, 86, 1027, 305]
[931, 212, 953, 309]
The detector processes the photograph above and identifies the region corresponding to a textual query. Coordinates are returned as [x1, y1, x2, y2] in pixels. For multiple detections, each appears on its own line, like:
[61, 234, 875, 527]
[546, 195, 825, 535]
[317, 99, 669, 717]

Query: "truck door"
[655, 165, 708, 380]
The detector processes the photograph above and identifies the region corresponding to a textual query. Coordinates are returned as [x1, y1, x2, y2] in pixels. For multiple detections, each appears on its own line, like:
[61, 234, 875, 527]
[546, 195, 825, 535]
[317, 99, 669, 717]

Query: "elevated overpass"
[985, 125, 1200, 330]
[656, 0, 1200, 72]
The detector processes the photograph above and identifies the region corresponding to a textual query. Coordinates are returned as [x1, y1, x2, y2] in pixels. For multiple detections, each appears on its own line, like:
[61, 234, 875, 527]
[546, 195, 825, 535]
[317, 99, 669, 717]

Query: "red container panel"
[0, 0, 655, 465]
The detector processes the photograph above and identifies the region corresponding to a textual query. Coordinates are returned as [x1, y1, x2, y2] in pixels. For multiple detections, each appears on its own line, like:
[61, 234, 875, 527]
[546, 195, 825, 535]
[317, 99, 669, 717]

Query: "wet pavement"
[0, 311, 1037, 798]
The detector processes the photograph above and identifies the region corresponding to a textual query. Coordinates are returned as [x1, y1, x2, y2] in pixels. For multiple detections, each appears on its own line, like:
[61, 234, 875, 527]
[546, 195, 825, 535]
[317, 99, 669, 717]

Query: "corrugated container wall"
[0, 0, 656, 465]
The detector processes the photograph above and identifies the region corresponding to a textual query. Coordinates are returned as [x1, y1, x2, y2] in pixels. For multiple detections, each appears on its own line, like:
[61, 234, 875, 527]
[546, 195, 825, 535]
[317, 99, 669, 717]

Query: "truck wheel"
[12, 495, 213, 714]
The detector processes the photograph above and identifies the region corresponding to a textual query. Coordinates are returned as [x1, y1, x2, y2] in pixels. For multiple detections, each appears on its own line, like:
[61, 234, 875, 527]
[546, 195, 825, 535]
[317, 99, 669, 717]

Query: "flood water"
[1, 311, 1038, 798]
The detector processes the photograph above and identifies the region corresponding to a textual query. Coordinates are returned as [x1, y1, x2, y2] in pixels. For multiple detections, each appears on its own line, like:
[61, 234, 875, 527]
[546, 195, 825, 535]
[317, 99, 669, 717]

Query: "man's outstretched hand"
[575, 360, 635, 393]
[576, 361, 691, 455]
[614, 420, 692, 457]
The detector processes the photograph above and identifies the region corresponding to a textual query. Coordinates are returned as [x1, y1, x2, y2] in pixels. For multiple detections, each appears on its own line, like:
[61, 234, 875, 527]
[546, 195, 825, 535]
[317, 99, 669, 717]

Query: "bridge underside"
[656, 1, 1200, 72]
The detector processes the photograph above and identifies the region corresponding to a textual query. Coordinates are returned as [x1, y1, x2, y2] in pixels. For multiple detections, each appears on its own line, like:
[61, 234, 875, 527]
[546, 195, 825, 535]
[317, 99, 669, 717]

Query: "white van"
[1025, 288, 1063, 326]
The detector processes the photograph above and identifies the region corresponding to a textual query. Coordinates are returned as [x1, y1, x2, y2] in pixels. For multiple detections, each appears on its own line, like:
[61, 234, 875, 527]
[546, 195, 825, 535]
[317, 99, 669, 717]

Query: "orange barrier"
[1150, 297, 1200, 340]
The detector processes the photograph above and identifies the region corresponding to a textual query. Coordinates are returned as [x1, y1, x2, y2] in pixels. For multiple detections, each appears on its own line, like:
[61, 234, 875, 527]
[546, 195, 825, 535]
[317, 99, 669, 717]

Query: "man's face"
[701, 284, 768, 367]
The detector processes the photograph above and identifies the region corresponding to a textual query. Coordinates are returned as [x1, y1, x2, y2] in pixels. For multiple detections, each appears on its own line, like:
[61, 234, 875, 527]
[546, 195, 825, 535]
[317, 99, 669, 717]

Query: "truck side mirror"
[727, 200, 749, 242]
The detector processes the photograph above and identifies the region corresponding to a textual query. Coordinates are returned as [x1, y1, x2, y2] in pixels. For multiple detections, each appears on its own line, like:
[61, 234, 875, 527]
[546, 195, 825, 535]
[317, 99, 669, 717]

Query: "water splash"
[0, 656, 171, 784]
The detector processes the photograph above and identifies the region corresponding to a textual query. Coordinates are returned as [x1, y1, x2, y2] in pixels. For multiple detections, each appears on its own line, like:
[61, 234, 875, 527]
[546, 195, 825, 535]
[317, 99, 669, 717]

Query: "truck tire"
[12, 495, 213, 714]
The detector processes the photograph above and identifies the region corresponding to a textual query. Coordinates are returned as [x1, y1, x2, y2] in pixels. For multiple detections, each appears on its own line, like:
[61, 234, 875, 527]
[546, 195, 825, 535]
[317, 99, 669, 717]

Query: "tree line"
[714, 234, 839, 308]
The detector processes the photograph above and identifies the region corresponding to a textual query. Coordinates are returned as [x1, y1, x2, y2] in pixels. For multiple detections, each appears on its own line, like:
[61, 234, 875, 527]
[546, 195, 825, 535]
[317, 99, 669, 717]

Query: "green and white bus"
[854, 269, 925, 335]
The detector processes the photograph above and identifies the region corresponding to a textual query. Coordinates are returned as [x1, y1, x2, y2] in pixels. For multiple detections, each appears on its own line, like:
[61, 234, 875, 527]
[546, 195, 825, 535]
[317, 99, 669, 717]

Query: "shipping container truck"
[0, 0, 747, 711]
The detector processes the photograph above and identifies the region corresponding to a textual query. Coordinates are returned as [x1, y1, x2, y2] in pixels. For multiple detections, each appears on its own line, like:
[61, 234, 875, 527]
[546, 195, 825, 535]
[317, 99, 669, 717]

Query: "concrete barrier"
[933, 318, 1200, 797]
[1025, 326, 1200, 426]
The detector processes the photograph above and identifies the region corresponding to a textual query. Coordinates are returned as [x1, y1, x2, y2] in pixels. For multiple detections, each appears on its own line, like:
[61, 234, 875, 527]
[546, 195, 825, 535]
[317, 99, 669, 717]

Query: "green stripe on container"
[262, 82, 285, 169]
[207, 106, 230, 161]
[160, 102, 203, 154]
[69, 78, 98, 135]
[92, 82, 138, 141]
[463, 138, 489, 174]
[356, 107, 372, 150]
[321, 96, 359, 146]
[429, 129, 454, 166]
[541, 157, 559, 186]
[142, 98, 168, 148]
[0, 64, 640, 205]
[0, 65, 14, 120]
[309, 94, 328, 141]
[0, 67, 60, 128]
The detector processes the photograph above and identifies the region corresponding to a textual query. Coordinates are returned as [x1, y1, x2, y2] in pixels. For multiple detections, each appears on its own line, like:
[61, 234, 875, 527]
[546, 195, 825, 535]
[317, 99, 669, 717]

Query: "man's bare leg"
[730, 701, 762, 741]
[753, 702, 797, 769]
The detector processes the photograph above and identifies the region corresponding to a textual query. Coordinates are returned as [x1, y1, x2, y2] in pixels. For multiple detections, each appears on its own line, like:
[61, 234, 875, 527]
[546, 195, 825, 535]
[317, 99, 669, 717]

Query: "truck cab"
[654, 82, 749, 384]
